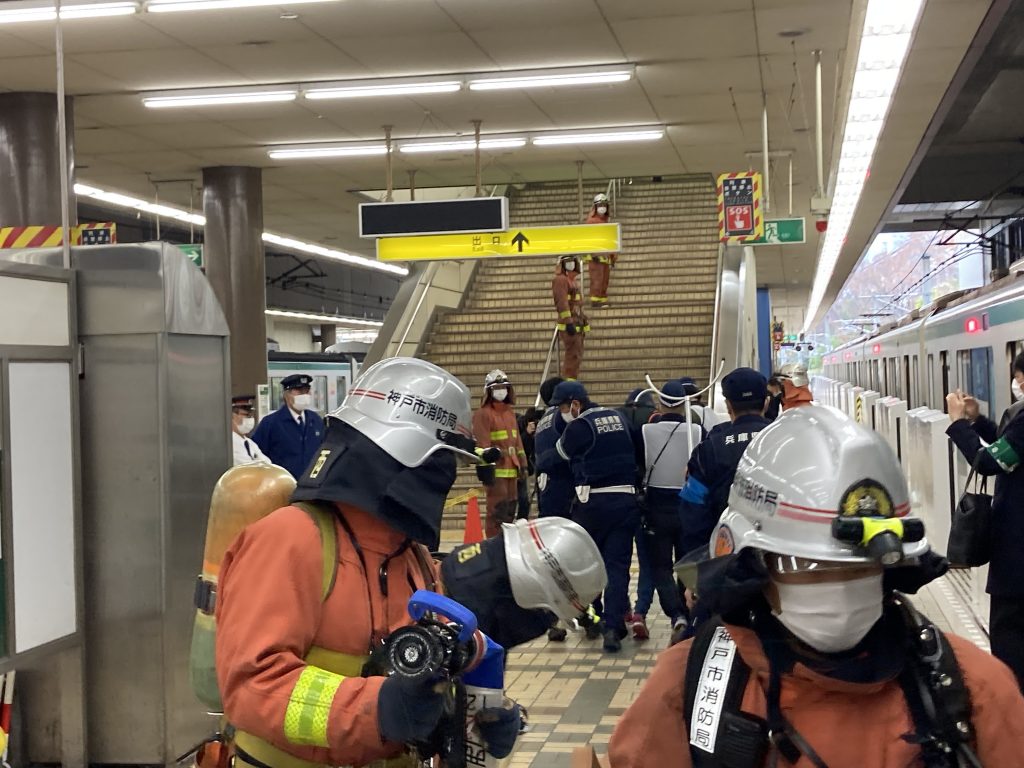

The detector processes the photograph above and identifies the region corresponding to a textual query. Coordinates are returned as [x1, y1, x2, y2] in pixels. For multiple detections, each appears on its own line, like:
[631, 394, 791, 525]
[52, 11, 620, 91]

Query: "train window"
[903, 355, 912, 408]
[957, 348, 992, 416]
[928, 354, 935, 409]
[911, 356, 919, 409]
[336, 376, 348, 403]
[269, 375, 329, 413]
[940, 351, 950, 413]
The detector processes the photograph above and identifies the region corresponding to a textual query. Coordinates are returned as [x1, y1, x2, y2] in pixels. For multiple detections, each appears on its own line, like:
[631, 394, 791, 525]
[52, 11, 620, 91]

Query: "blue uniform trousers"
[572, 492, 639, 632]
[538, 475, 575, 518]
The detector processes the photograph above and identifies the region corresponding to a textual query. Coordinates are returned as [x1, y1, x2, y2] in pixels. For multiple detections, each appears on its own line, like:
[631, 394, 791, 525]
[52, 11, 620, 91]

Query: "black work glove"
[475, 702, 523, 759]
[479, 447, 502, 464]
[564, 323, 577, 337]
[476, 463, 496, 486]
[377, 674, 446, 745]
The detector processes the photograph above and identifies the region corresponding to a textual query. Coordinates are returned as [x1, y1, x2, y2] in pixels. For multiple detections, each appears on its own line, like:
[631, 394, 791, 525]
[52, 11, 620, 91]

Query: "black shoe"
[602, 629, 622, 653]
[584, 620, 604, 640]
[548, 627, 567, 642]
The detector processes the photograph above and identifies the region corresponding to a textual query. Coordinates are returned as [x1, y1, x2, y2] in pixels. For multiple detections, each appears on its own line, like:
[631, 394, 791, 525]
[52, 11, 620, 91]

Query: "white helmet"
[503, 517, 607, 622]
[331, 357, 477, 467]
[712, 406, 928, 567]
[484, 369, 510, 390]
[778, 362, 809, 388]
[593, 193, 609, 205]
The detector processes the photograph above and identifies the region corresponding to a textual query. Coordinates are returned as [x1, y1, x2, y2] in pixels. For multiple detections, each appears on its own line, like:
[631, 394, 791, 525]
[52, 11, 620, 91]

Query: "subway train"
[819, 272, 1024, 632]
[822, 274, 1024, 422]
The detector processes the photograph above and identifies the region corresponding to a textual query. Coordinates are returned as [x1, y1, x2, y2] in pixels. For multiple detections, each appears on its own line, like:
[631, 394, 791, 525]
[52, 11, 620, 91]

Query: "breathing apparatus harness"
[683, 504, 980, 768]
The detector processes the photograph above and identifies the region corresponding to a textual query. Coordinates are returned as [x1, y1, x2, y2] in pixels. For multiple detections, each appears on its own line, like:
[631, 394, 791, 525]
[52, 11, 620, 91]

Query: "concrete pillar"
[202, 166, 266, 397]
[320, 324, 336, 352]
[0, 92, 76, 228]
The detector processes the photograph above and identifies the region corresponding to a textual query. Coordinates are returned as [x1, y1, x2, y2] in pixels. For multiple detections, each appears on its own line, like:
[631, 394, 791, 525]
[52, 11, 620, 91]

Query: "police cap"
[658, 380, 686, 406]
[231, 395, 255, 413]
[281, 374, 313, 390]
[721, 368, 768, 405]
[677, 376, 699, 397]
[550, 381, 588, 406]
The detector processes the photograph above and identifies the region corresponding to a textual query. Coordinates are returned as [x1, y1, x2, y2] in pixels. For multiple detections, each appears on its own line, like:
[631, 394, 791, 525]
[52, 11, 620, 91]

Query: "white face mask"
[771, 572, 883, 653]
[239, 417, 255, 435]
[1013, 378, 1023, 403]
[560, 409, 575, 424]
[597, 206, 608, 216]
[291, 393, 313, 411]
[491, 388, 508, 402]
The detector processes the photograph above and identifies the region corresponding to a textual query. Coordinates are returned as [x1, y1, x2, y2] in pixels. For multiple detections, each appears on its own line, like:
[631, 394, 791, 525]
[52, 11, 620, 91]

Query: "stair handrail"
[637, 361, 726, 457]
[708, 243, 725, 386]
[395, 261, 440, 356]
[534, 325, 561, 408]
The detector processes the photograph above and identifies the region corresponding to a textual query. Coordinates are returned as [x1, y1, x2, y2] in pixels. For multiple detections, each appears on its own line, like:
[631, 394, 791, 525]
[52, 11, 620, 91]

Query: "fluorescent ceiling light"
[468, 66, 633, 91]
[398, 137, 526, 154]
[146, 0, 337, 12]
[306, 79, 462, 100]
[262, 233, 407, 276]
[803, 0, 924, 332]
[0, 0, 137, 22]
[268, 143, 388, 159]
[532, 128, 664, 146]
[144, 87, 297, 108]
[73, 182, 407, 277]
[265, 309, 383, 327]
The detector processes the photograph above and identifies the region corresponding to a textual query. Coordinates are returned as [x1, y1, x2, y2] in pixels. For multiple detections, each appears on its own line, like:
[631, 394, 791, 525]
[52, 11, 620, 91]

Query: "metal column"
[202, 166, 267, 398]
[0, 92, 77, 228]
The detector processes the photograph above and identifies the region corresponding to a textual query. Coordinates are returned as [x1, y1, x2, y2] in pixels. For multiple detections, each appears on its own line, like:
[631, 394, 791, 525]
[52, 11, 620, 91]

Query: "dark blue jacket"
[678, 413, 771, 554]
[556, 406, 638, 489]
[947, 403, 1024, 596]
[534, 407, 574, 517]
[251, 406, 325, 479]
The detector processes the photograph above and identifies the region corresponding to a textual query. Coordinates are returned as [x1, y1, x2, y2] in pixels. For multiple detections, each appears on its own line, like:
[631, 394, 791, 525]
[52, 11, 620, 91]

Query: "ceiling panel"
[4, 16, 179, 54]
[289, 1, 461, 40]
[463, 23, 623, 70]
[1, 55, 127, 91]
[71, 48, 244, 89]
[613, 12, 757, 62]
[438, 0, 599, 31]
[329, 32, 494, 73]
[196, 40, 365, 82]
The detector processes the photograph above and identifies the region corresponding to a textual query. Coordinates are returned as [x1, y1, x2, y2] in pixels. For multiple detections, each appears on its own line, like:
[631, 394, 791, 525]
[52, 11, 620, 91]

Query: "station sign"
[717, 172, 763, 243]
[376, 223, 620, 263]
[360, 197, 509, 238]
[751, 217, 806, 246]
[76, 222, 116, 245]
[178, 243, 203, 268]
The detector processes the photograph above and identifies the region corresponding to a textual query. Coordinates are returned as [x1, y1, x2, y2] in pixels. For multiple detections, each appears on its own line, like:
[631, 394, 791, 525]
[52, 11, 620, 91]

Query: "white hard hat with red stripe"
[712, 405, 929, 567]
[332, 357, 477, 467]
[503, 517, 607, 621]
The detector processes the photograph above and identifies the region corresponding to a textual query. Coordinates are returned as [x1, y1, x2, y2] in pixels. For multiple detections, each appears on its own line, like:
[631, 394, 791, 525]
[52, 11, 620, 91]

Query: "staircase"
[421, 176, 721, 526]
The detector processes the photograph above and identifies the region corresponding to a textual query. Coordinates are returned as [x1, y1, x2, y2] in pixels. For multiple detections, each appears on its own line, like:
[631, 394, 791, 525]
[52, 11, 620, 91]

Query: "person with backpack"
[609, 406, 1024, 768]
[628, 381, 705, 640]
[214, 358, 522, 768]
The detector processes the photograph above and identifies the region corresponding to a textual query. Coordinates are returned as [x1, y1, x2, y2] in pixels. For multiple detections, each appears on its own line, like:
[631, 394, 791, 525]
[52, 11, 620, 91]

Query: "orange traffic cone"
[463, 495, 484, 545]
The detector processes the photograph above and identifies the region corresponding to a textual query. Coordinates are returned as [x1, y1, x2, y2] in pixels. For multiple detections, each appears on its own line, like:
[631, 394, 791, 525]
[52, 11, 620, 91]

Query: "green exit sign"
[178, 243, 203, 267]
[751, 217, 806, 245]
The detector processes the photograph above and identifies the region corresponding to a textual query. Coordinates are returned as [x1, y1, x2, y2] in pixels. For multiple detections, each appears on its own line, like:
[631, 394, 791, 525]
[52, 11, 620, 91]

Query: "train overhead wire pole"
[384, 125, 394, 202]
[473, 119, 482, 197]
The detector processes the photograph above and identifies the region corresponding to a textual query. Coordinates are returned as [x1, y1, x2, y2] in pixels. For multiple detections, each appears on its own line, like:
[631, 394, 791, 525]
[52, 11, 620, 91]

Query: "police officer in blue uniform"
[678, 367, 771, 556]
[251, 374, 325, 478]
[534, 377, 575, 519]
[553, 381, 640, 652]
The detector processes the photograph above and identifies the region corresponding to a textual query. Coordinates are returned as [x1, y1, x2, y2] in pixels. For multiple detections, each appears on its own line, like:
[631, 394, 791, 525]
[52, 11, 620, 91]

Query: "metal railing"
[394, 261, 439, 356]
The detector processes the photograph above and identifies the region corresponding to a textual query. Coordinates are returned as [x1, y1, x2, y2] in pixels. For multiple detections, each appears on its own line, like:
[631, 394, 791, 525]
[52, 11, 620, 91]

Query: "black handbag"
[946, 450, 992, 568]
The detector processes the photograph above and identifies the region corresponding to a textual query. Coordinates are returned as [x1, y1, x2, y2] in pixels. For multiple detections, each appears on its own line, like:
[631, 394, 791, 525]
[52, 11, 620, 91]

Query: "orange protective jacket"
[608, 622, 1024, 768]
[552, 272, 588, 333]
[472, 401, 526, 480]
[216, 503, 438, 768]
[585, 211, 616, 265]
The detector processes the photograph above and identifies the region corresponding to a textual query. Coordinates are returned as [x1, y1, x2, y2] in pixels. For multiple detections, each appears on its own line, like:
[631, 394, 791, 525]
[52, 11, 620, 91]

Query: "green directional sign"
[178, 243, 203, 268]
[751, 217, 805, 245]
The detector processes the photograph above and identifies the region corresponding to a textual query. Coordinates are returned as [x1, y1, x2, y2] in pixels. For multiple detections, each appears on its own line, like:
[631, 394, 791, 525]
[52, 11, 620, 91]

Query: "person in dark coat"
[251, 374, 325, 478]
[516, 406, 543, 520]
[765, 375, 784, 421]
[946, 352, 1024, 690]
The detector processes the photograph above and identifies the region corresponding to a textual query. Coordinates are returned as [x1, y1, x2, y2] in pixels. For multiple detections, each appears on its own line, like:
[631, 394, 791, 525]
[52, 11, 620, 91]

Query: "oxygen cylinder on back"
[190, 463, 296, 710]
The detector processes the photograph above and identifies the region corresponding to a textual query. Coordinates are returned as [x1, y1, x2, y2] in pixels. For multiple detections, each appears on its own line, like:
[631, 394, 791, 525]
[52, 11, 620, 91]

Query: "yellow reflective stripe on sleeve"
[511, 430, 518, 438]
[556, 324, 567, 331]
[490, 430, 509, 440]
[495, 468, 519, 478]
[559, 310, 572, 319]
[284, 666, 344, 747]
[582, 324, 591, 333]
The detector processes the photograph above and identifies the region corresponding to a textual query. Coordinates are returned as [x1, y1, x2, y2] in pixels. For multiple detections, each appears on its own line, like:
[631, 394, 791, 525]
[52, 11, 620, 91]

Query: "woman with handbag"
[947, 351, 1024, 691]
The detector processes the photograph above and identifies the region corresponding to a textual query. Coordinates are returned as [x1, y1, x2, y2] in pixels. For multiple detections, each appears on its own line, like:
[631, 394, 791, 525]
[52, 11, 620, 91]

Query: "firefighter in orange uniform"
[473, 369, 528, 538]
[552, 255, 588, 380]
[585, 192, 616, 308]
[215, 357, 521, 768]
[779, 362, 813, 410]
